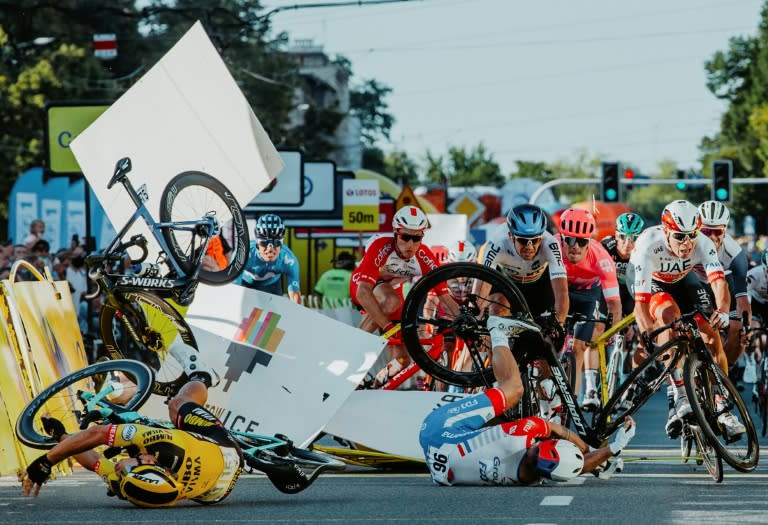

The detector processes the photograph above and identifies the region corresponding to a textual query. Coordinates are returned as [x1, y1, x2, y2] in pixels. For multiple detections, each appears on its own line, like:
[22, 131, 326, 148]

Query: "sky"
[264, 0, 764, 176]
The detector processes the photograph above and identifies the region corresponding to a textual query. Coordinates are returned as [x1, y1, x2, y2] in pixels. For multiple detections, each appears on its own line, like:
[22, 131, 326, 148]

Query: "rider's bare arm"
[288, 290, 302, 304]
[356, 281, 391, 331]
[606, 298, 622, 327]
[436, 291, 460, 317]
[551, 277, 569, 325]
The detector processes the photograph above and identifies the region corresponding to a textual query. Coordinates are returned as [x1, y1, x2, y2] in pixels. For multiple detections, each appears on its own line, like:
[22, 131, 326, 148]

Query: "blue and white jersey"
[237, 242, 301, 296]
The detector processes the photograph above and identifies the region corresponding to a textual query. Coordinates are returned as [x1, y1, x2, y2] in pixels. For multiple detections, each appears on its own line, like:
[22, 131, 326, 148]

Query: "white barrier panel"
[141, 284, 386, 448]
[71, 21, 282, 248]
[323, 390, 469, 461]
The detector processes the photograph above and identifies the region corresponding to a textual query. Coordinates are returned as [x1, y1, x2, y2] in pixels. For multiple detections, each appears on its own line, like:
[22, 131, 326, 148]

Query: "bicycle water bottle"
[131, 262, 160, 277]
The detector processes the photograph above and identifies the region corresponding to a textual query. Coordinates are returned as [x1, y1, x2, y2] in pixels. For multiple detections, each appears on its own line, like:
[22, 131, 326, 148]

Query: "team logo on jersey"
[223, 308, 286, 392]
[121, 424, 137, 441]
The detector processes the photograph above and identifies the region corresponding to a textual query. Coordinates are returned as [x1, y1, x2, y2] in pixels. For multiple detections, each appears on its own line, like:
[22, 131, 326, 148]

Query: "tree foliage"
[0, 0, 399, 233]
[425, 143, 504, 187]
[703, 2, 768, 232]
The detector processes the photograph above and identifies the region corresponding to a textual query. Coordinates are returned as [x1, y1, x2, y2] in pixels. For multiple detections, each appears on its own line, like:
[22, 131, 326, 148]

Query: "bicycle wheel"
[16, 359, 154, 449]
[401, 262, 530, 387]
[597, 338, 684, 438]
[684, 353, 759, 472]
[160, 171, 249, 285]
[691, 423, 723, 483]
[100, 292, 198, 397]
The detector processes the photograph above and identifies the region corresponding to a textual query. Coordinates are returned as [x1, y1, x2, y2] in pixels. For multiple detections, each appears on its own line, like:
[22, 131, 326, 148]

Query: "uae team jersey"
[481, 230, 566, 283]
[560, 236, 620, 301]
[691, 233, 749, 298]
[747, 265, 768, 305]
[629, 226, 725, 304]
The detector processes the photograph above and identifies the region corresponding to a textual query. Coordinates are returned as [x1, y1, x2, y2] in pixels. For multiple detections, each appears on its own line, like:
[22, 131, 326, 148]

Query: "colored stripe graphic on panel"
[223, 308, 285, 392]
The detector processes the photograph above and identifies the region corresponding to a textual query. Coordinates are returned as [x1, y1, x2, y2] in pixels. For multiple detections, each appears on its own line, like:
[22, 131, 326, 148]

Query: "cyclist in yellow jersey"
[21, 342, 243, 508]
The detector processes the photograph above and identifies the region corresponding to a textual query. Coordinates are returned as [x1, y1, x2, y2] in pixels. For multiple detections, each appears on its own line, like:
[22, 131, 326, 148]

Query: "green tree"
[0, 24, 110, 229]
[383, 149, 419, 186]
[703, 2, 768, 232]
[350, 78, 394, 147]
[425, 144, 504, 187]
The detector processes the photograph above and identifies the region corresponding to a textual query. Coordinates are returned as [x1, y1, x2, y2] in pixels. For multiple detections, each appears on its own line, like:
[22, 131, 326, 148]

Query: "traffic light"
[675, 169, 687, 191]
[601, 162, 620, 202]
[624, 168, 635, 191]
[711, 160, 733, 202]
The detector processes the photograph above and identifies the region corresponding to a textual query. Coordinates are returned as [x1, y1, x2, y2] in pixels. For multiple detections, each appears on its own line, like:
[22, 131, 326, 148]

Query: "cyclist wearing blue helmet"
[479, 204, 569, 422]
[480, 204, 568, 328]
[237, 214, 302, 304]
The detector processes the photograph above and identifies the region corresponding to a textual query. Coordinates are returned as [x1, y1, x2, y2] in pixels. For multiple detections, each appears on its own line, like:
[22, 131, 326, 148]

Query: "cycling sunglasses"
[669, 230, 698, 243]
[563, 236, 590, 248]
[397, 232, 424, 243]
[257, 238, 282, 249]
[700, 227, 726, 238]
[616, 233, 638, 242]
[513, 235, 543, 247]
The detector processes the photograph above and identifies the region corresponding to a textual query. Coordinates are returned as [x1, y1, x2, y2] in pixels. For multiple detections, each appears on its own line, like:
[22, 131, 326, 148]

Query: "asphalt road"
[3, 388, 768, 525]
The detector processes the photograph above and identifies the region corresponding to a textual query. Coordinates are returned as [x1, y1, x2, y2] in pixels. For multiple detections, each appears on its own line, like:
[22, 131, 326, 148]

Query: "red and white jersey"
[560, 236, 620, 301]
[481, 230, 566, 283]
[352, 234, 442, 287]
[629, 226, 725, 303]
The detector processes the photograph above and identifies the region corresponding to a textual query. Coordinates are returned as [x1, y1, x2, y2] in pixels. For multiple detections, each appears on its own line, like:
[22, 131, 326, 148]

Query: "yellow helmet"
[119, 464, 180, 508]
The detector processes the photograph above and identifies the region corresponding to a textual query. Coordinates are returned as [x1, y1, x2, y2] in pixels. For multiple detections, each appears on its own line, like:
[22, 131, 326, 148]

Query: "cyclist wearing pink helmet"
[558, 208, 622, 410]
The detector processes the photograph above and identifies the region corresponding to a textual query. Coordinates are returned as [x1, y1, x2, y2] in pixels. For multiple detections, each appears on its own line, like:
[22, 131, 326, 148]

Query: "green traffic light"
[605, 188, 617, 201]
[716, 188, 729, 201]
[675, 182, 687, 191]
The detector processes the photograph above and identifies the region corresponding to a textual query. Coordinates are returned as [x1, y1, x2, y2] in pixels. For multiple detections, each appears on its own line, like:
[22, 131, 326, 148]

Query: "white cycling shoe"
[718, 412, 746, 439]
[487, 316, 539, 339]
[581, 390, 600, 412]
[169, 336, 220, 388]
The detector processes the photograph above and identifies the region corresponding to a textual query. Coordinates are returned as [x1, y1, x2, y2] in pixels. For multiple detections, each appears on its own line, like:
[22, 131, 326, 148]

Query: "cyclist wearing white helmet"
[352, 205, 459, 387]
[696, 201, 752, 367]
[747, 249, 768, 319]
[422, 240, 480, 392]
[630, 200, 743, 440]
[420, 316, 636, 486]
[237, 214, 302, 304]
[22, 342, 244, 508]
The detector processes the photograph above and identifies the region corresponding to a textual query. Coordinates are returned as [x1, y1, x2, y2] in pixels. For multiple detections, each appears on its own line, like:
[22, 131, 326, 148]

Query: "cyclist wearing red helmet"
[558, 208, 622, 411]
[630, 200, 742, 440]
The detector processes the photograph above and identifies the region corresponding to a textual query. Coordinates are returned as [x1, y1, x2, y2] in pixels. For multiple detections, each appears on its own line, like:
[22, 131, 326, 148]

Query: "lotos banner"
[140, 284, 386, 448]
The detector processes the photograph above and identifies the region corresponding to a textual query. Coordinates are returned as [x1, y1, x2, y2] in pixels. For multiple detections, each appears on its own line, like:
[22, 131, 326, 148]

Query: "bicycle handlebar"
[642, 309, 707, 348]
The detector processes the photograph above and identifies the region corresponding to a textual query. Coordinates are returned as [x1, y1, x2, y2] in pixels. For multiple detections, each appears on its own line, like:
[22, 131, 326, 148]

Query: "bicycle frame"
[104, 172, 215, 282]
[590, 312, 636, 407]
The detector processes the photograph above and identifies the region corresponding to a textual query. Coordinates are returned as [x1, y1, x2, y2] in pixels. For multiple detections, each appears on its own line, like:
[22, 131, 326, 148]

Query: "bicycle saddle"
[108, 157, 132, 189]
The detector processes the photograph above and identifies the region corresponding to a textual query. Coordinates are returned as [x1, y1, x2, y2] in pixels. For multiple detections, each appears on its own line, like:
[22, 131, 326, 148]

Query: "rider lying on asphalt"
[419, 316, 635, 486]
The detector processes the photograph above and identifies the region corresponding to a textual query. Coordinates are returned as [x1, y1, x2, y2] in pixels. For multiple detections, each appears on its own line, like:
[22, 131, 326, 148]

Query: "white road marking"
[540, 496, 573, 506]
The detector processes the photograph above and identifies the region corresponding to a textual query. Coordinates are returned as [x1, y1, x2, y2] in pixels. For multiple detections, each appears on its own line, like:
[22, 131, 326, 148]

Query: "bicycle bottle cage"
[108, 157, 132, 189]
